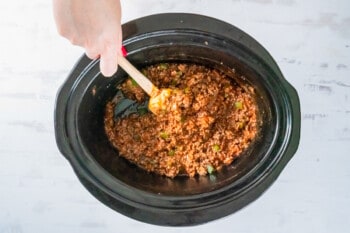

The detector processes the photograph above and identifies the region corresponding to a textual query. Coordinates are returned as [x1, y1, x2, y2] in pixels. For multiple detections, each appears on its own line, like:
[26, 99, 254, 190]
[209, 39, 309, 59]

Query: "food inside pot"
[104, 63, 258, 178]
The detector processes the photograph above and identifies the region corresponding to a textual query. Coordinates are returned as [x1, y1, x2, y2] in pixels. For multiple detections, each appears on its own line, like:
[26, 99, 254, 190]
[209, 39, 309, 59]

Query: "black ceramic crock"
[54, 13, 300, 226]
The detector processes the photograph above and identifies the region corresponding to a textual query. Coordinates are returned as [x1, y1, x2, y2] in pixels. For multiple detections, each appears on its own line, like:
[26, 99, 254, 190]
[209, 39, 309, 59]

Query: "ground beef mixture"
[104, 63, 258, 178]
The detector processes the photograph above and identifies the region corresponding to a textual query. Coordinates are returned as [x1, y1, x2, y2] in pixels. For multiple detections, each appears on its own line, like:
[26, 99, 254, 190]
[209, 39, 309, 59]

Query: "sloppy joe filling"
[104, 63, 258, 178]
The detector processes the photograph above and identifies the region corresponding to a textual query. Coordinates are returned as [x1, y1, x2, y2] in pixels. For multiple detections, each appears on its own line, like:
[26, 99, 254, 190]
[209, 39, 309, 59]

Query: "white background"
[0, 0, 349, 232]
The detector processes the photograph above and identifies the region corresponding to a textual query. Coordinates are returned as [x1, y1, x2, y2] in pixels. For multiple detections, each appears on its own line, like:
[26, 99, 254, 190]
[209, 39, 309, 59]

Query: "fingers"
[85, 31, 122, 76]
[53, 0, 123, 77]
[117, 27, 123, 53]
[85, 47, 100, 60]
[99, 41, 118, 77]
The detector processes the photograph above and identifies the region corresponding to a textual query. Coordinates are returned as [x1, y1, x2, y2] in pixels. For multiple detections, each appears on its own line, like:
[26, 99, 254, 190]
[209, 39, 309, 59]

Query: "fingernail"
[121, 46, 128, 57]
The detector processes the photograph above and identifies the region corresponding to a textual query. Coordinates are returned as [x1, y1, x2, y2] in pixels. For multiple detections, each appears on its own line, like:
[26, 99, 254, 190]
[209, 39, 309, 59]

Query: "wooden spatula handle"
[117, 54, 154, 96]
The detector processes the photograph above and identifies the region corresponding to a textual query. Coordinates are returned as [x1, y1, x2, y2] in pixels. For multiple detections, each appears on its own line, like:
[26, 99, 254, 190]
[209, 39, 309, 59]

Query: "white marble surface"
[0, 0, 349, 232]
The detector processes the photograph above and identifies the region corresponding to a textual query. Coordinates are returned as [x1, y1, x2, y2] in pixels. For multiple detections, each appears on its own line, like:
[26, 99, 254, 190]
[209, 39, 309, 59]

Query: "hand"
[53, 0, 122, 77]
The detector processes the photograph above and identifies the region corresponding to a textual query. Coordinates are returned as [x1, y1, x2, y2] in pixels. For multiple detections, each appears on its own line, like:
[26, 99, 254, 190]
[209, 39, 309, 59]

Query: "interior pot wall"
[76, 42, 277, 196]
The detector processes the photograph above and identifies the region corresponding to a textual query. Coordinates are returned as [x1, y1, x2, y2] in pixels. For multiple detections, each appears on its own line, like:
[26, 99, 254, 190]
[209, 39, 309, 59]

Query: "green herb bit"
[180, 115, 186, 123]
[159, 63, 168, 70]
[235, 101, 243, 110]
[209, 174, 216, 181]
[129, 78, 138, 87]
[171, 79, 178, 86]
[133, 135, 141, 141]
[176, 71, 183, 77]
[183, 87, 190, 94]
[212, 144, 221, 152]
[177, 115, 186, 123]
[207, 165, 215, 174]
[168, 149, 175, 156]
[159, 131, 169, 140]
[137, 108, 148, 116]
[151, 159, 157, 165]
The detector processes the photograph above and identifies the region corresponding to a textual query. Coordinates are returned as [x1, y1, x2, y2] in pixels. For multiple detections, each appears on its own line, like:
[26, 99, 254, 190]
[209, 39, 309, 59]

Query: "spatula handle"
[117, 54, 154, 96]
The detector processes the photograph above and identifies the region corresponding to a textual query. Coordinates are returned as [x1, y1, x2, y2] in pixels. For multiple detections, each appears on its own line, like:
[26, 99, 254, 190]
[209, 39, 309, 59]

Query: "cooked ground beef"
[104, 63, 258, 178]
